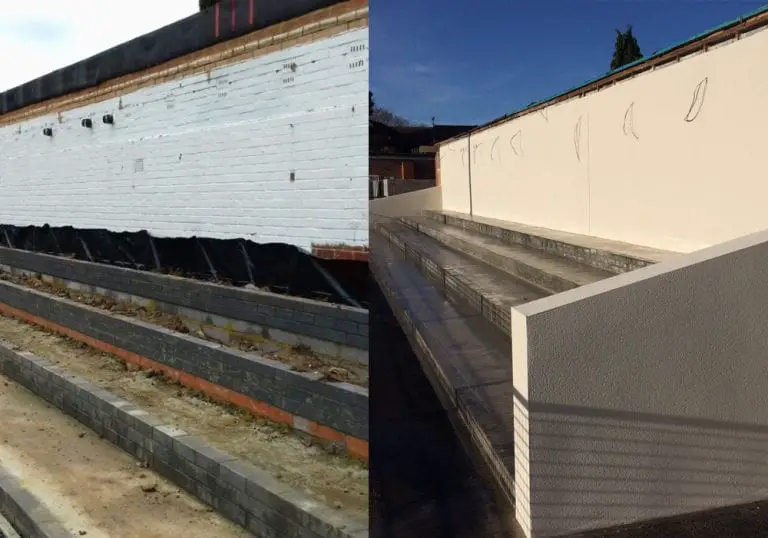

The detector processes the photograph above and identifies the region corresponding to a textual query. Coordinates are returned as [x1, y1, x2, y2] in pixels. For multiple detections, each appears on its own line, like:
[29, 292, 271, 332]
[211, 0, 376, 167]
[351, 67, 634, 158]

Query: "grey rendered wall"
[511, 228, 768, 537]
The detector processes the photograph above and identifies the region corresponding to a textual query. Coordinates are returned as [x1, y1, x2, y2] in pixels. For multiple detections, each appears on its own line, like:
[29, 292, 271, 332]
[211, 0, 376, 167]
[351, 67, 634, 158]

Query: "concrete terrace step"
[402, 216, 613, 295]
[370, 232, 516, 508]
[425, 210, 678, 275]
[375, 219, 546, 338]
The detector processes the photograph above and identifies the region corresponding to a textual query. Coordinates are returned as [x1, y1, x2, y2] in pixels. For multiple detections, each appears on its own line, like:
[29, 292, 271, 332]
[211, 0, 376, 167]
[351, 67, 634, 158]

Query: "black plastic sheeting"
[0, 0, 345, 115]
[0, 224, 371, 308]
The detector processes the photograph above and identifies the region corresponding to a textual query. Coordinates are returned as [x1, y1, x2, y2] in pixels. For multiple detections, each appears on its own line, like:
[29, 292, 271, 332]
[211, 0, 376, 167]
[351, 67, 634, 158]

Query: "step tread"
[435, 210, 678, 264]
[371, 233, 512, 389]
[370, 233, 516, 500]
[381, 220, 547, 311]
[407, 216, 613, 288]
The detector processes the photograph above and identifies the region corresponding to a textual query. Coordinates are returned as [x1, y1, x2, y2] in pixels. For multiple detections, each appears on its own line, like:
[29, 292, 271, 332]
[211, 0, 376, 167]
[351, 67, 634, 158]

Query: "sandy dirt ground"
[0, 511, 20, 538]
[0, 315, 368, 523]
[0, 272, 368, 387]
[0, 372, 252, 538]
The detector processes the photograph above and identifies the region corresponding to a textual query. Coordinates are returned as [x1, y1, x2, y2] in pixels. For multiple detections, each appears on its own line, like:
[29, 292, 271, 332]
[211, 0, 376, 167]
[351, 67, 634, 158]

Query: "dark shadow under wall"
[0, 224, 371, 308]
[369, 281, 511, 538]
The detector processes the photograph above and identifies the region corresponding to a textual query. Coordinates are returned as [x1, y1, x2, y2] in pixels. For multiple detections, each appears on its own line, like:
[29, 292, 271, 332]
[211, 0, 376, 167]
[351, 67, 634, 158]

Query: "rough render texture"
[438, 24, 768, 253]
[0, 27, 369, 252]
[511, 228, 768, 537]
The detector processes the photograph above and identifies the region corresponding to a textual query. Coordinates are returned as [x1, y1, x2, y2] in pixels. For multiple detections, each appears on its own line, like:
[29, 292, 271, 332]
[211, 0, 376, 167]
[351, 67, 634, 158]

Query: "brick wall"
[0, 5, 369, 252]
[0, 246, 368, 354]
[0, 343, 367, 537]
[370, 155, 436, 180]
[0, 279, 369, 444]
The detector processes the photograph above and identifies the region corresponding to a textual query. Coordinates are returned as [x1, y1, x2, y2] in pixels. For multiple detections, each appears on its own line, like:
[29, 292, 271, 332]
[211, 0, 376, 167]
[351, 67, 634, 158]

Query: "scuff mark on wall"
[490, 136, 500, 160]
[574, 116, 583, 162]
[684, 77, 708, 123]
[623, 102, 639, 140]
[508, 130, 522, 157]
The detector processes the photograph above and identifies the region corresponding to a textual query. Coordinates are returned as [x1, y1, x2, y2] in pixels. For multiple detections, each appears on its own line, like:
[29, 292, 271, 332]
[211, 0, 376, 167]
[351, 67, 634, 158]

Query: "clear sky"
[0, 0, 198, 92]
[371, 0, 767, 125]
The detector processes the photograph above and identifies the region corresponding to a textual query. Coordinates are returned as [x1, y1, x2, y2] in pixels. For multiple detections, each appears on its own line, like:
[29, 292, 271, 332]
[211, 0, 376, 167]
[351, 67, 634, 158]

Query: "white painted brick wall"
[0, 28, 369, 252]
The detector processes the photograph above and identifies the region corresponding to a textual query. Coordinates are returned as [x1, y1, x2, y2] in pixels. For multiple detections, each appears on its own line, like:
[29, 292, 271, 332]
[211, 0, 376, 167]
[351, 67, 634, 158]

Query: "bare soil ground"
[0, 316, 368, 524]
[0, 272, 368, 387]
[0, 372, 251, 538]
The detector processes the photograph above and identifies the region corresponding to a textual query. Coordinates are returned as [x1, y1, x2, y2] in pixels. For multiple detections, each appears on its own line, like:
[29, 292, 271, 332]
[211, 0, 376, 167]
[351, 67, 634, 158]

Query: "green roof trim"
[443, 4, 768, 144]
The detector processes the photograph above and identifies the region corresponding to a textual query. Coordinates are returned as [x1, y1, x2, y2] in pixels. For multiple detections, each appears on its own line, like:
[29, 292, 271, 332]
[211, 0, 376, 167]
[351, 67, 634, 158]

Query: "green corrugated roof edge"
[437, 3, 768, 146]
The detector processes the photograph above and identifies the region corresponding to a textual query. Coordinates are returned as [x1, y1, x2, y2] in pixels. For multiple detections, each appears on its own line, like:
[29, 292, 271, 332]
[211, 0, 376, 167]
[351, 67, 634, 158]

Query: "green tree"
[368, 92, 415, 127]
[199, 0, 221, 11]
[610, 25, 643, 70]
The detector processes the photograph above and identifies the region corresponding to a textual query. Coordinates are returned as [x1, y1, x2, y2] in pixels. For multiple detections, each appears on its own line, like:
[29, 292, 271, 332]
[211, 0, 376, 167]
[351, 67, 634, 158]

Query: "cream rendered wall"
[369, 186, 442, 219]
[439, 26, 768, 253]
[438, 137, 471, 213]
[0, 28, 369, 252]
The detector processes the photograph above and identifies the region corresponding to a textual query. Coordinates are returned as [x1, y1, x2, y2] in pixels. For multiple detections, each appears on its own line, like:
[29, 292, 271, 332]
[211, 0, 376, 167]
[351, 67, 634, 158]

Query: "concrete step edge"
[373, 222, 513, 338]
[369, 238, 517, 523]
[423, 210, 662, 274]
[399, 218, 586, 295]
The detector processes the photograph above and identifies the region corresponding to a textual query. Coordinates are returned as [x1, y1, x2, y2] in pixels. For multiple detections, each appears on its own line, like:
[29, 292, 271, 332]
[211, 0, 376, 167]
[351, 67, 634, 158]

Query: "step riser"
[424, 211, 654, 274]
[403, 219, 580, 295]
[376, 223, 512, 338]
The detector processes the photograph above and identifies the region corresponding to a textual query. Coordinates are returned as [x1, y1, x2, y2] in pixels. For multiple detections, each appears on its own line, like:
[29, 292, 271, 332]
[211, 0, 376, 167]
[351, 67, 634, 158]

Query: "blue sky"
[371, 0, 767, 125]
[0, 0, 195, 92]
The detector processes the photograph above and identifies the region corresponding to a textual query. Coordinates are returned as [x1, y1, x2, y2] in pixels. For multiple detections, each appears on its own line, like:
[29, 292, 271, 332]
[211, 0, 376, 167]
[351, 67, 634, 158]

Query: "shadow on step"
[370, 281, 515, 538]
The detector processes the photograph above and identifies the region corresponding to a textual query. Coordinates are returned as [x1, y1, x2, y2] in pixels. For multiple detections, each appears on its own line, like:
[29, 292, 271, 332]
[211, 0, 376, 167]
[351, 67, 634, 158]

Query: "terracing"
[373, 194, 768, 537]
[371, 6, 768, 536]
[371, 206, 681, 535]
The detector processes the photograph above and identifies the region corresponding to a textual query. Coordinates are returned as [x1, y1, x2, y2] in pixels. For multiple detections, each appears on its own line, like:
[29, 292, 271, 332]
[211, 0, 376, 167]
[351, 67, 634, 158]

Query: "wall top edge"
[437, 4, 768, 148]
[0, 0, 367, 118]
[513, 226, 768, 318]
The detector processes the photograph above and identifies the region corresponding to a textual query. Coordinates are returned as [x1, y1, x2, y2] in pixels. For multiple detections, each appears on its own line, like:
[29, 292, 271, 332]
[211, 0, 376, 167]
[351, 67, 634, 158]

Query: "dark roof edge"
[437, 4, 768, 148]
[0, 0, 347, 116]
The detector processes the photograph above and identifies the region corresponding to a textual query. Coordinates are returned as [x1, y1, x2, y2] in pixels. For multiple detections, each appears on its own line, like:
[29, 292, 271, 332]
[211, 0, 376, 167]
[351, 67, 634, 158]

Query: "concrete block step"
[402, 216, 613, 295]
[370, 232, 516, 510]
[424, 210, 677, 275]
[374, 219, 546, 338]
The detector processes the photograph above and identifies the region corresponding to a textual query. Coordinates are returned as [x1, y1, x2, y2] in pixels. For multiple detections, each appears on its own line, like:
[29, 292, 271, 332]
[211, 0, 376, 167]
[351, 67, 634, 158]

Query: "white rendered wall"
[0, 28, 369, 252]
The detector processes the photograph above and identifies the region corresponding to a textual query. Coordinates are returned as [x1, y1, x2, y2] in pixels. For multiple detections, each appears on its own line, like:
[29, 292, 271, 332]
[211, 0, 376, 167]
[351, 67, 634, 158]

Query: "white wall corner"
[511, 305, 532, 537]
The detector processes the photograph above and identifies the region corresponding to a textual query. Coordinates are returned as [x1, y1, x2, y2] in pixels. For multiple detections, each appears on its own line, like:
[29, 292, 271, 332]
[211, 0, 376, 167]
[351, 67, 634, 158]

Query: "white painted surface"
[0, 28, 369, 252]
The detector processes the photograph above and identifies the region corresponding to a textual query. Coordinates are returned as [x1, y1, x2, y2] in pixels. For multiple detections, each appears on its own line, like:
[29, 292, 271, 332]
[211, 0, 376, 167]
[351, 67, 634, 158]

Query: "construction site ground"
[0, 311, 368, 529]
[0, 371, 251, 538]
